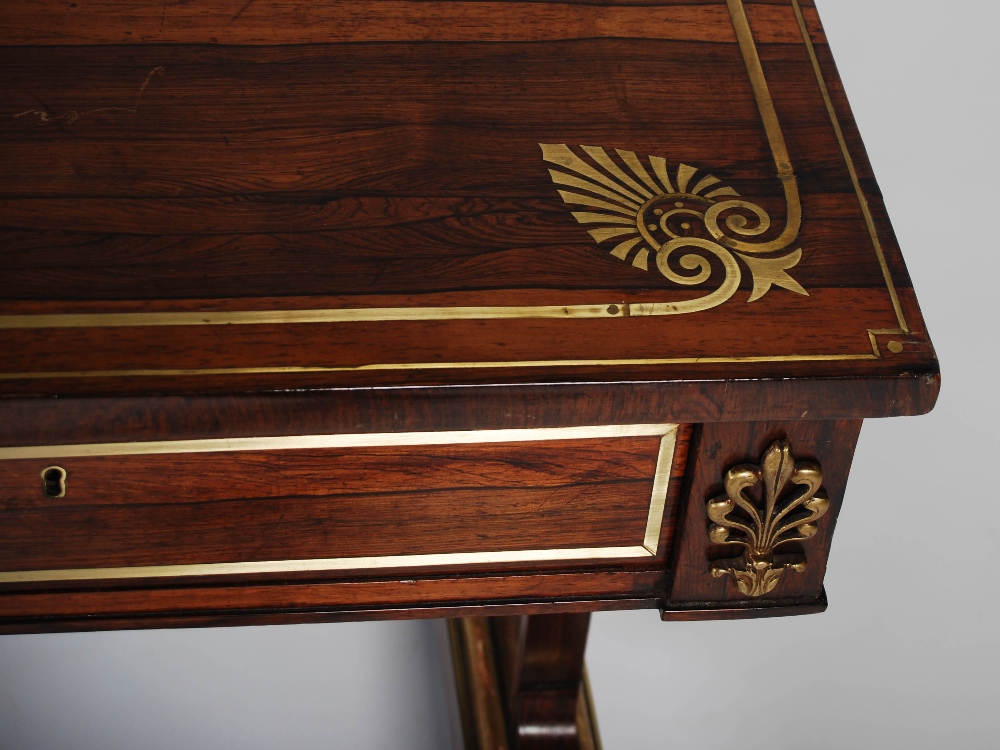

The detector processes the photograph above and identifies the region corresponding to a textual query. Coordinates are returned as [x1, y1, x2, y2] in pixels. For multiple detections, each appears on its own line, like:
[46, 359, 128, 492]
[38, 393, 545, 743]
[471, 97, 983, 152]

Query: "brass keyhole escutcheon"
[41, 466, 67, 498]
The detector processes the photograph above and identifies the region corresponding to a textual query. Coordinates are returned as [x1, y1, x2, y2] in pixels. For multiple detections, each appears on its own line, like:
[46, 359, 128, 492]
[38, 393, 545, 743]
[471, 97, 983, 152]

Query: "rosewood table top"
[0, 2, 937, 721]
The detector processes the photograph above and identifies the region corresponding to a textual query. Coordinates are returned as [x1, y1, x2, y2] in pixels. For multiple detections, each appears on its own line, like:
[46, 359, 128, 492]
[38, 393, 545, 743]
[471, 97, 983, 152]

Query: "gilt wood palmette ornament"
[708, 440, 829, 597]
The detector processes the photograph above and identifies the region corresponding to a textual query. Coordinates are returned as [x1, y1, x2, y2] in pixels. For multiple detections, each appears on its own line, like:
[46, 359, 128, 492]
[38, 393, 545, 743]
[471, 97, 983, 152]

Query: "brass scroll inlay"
[543, 144, 806, 315]
[0, 0, 911, 379]
[541, 0, 808, 317]
[707, 439, 828, 597]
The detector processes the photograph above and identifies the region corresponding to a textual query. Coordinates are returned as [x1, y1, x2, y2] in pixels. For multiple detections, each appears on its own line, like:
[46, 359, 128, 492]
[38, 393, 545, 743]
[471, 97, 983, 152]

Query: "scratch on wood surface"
[232, 0, 258, 21]
[13, 67, 165, 125]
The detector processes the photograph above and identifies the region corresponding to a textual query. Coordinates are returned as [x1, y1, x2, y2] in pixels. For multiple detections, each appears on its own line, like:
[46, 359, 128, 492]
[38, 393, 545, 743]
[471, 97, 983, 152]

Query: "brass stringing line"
[789, 0, 909, 333]
[0, 547, 656, 584]
[0, 305, 625, 330]
[3, 4, 794, 337]
[0, 2, 889, 374]
[0, 425, 678, 583]
[726, 0, 792, 168]
[724, 0, 802, 250]
[642, 430, 678, 553]
[0, 423, 677, 460]
[867, 330, 881, 358]
[0, 353, 878, 381]
[867, 328, 906, 358]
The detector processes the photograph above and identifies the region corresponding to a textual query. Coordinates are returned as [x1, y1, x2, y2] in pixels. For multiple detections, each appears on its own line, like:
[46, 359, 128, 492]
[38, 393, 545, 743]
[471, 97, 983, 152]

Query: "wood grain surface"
[0, 437, 663, 570]
[0, 0, 937, 403]
[0, 2, 823, 46]
[494, 612, 593, 749]
[0, 0, 938, 632]
[0, 569, 663, 633]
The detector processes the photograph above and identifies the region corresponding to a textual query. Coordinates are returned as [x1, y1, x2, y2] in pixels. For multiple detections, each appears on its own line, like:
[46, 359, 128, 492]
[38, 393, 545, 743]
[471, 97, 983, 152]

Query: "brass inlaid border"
[0, 0, 906, 379]
[0, 423, 678, 583]
[790, 0, 908, 334]
[0, 353, 876, 382]
[645, 429, 681, 553]
[724, 0, 801, 251]
[0, 423, 671, 460]
[0, 304, 623, 330]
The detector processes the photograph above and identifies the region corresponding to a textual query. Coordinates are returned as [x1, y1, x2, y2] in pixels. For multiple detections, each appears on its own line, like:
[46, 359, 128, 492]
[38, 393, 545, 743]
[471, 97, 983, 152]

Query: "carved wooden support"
[449, 614, 600, 750]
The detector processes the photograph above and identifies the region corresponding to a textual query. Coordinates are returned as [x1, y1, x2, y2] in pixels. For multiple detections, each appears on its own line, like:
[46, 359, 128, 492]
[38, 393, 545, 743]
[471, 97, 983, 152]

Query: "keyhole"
[41, 466, 67, 498]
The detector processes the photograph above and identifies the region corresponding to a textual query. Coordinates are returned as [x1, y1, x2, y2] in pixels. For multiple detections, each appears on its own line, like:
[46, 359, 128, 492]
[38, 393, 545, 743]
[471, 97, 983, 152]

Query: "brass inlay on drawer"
[0, 423, 678, 583]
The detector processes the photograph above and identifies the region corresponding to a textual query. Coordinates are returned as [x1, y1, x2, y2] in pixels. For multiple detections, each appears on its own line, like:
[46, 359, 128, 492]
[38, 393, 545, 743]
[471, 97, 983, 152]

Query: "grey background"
[2, 0, 998, 746]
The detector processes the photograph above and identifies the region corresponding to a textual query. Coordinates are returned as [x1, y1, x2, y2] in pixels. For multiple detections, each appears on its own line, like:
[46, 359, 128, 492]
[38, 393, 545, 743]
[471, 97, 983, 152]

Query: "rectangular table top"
[0, 0, 938, 419]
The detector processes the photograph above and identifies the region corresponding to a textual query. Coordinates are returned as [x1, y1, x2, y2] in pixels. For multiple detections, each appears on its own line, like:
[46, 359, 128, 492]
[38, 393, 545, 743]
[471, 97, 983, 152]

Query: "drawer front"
[0, 424, 678, 583]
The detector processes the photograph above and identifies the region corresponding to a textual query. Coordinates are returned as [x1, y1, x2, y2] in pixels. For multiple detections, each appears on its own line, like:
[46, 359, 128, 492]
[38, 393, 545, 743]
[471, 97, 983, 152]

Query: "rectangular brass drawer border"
[0, 423, 678, 584]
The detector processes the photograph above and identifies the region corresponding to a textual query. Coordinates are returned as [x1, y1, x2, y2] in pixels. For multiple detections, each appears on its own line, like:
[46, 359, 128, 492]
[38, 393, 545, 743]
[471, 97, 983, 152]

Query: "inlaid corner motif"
[707, 439, 828, 597]
[542, 143, 807, 315]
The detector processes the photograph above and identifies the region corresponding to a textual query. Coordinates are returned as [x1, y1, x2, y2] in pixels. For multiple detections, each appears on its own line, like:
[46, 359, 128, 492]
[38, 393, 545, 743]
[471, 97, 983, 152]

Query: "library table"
[0, 0, 938, 746]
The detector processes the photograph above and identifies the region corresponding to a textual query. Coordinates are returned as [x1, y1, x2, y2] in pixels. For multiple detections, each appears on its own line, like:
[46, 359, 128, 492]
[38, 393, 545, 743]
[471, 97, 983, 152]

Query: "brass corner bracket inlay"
[542, 144, 806, 316]
[0, 0, 911, 381]
[707, 439, 828, 597]
[539, 1, 810, 317]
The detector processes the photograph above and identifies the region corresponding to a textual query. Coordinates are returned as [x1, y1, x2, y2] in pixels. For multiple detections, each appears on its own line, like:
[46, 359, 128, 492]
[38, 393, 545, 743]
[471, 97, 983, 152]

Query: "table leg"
[448, 614, 601, 750]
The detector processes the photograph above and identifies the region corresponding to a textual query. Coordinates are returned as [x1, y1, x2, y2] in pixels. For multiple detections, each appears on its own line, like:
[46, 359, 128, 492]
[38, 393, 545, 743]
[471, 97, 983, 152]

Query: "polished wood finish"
[0, 1, 827, 47]
[450, 617, 510, 750]
[0, 424, 689, 634]
[494, 613, 592, 749]
[0, 2, 940, 742]
[451, 614, 600, 749]
[0, 381, 934, 450]
[0, 0, 936, 400]
[665, 419, 862, 611]
[0, 0, 936, 634]
[0, 436, 662, 570]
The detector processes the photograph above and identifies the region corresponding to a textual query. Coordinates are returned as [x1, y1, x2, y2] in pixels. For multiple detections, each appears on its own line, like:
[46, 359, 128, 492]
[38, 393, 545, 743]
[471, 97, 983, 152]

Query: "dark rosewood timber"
[0, 3, 941, 746]
[450, 617, 510, 750]
[0, 0, 937, 634]
[451, 614, 599, 750]
[494, 613, 593, 749]
[0, 425, 687, 632]
[0, 1, 936, 401]
[0, 417, 852, 631]
[660, 589, 828, 621]
[0, 378, 936, 451]
[0, 1, 827, 47]
[665, 419, 862, 608]
[0, 437, 663, 571]
[0, 412, 852, 632]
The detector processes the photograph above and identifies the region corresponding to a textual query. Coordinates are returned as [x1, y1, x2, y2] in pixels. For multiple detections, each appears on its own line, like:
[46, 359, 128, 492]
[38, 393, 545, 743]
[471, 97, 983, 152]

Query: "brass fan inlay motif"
[707, 439, 828, 597]
[542, 143, 807, 315]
